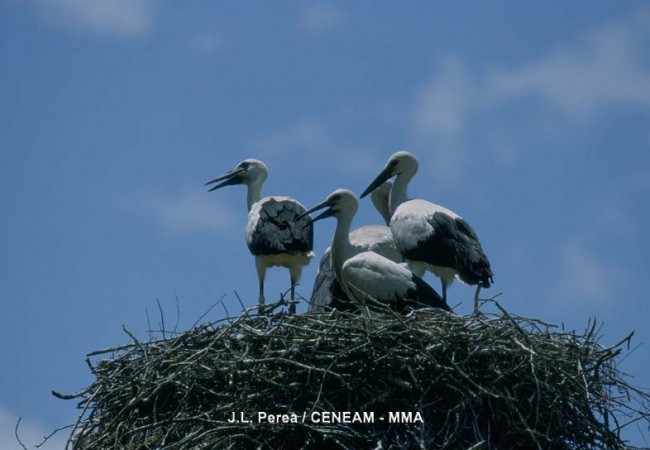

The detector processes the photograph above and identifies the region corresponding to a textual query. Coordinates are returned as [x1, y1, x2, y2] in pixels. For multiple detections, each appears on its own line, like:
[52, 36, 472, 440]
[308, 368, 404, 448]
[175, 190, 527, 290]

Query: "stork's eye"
[240, 162, 250, 170]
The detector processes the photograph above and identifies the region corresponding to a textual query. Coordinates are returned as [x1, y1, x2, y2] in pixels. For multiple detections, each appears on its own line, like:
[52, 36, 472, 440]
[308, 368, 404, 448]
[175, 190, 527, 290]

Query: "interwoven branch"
[55, 302, 649, 449]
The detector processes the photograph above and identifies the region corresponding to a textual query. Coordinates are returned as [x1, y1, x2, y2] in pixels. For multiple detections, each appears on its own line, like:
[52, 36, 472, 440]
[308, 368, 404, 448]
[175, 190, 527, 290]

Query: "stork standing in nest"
[309, 180, 402, 312]
[206, 159, 314, 313]
[303, 189, 450, 312]
[361, 151, 493, 313]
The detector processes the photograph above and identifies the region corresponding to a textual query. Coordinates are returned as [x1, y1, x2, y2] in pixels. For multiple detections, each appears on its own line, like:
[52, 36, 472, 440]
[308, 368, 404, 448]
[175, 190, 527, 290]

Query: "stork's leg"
[255, 257, 267, 313]
[289, 283, 296, 314]
[288, 265, 302, 314]
[474, 286, 481, 315]
[439, 271, 455, 307]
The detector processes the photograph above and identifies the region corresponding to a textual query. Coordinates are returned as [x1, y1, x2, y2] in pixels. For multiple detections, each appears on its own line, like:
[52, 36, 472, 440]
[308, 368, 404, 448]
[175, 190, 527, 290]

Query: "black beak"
[205, 168, 245, 192]
[360, 165, 394, 199]
[299, 200, 336, 224]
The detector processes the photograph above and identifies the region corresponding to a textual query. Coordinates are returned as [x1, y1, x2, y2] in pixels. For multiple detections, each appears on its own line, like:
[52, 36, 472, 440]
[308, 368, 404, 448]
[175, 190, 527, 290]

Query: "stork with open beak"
[207, 159, 314, 313]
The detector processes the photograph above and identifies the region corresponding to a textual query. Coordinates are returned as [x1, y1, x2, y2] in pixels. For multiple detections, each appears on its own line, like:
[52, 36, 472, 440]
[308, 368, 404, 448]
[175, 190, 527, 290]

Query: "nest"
[54, 300, 649, 450]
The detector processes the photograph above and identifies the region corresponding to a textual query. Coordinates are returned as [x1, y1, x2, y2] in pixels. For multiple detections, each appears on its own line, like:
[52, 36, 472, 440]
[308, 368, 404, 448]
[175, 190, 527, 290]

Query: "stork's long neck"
[330, 211, 355, 281]
[246, 182, 263, 211]
[372, 194, 392, 226]
[390, 171, 413, 215]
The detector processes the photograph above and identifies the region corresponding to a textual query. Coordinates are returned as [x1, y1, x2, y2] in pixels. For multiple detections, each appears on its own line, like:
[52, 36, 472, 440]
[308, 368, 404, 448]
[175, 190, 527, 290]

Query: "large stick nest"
[56, 301, 649, 449]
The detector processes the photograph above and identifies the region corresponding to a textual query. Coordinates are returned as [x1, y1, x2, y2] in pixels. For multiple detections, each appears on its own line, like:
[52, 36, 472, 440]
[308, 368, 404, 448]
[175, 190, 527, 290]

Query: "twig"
[15, 418, 29, 450]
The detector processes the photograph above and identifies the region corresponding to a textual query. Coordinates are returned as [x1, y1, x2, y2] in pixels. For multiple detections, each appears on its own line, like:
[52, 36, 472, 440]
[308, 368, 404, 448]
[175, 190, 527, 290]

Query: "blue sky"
[1, 1, 649, 447]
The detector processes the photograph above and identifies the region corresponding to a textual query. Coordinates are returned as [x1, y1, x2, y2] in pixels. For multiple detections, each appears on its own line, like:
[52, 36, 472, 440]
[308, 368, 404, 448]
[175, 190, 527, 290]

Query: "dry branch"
[54, 302, 650, 449]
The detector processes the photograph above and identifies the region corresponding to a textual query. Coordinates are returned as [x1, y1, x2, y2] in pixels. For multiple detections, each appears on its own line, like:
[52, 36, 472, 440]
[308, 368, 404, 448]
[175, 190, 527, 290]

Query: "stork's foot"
[288, 301, 297, 315]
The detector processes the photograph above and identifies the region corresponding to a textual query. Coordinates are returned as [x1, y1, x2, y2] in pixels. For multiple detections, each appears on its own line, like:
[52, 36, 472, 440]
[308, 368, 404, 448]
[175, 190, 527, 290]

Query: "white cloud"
[410, 55, 478, 184]
[0, 407, 67, 450]
[413, 55, 475, 139]
[188, 30, 228, 55]
[249, 5, 650, 189]
[252, 120, 332, 158]
[30, 0, 156, 38]
[488, 7, 650, 118]
[141, 189, 239, 235]
[409, 6, 650, 182]
[557, 241, 619, 305]
[298, 3, 346, 33]
[249, 119, 385, 179]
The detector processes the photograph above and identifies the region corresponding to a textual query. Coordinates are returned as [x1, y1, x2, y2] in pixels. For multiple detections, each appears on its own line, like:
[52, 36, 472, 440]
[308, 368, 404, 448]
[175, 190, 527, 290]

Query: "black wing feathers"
[248, 199, 314, 255]
[402, 212, 493, 287]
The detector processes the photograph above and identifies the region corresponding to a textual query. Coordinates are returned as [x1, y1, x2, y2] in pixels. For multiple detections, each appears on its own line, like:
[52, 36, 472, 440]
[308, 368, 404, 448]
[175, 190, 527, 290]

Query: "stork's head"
[360, 151, 418, 198]
[301, 189, 358, 224]
[206, 159, 268, 191]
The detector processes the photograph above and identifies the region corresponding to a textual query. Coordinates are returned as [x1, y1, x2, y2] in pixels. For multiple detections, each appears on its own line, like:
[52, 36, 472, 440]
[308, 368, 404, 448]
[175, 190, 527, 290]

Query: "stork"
[309, 181, 402, 312]
[206, 159, 314, 313]
[360, 151, 493, 313]
[303, 189, 450, 312]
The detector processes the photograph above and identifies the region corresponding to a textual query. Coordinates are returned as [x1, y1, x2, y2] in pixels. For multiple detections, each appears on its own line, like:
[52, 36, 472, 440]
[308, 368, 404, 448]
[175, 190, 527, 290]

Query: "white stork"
[206, 159, 314, 313]
[303, 189, 450, 312]
[309, 181, 402, 312]
[360, 151, 493, 313]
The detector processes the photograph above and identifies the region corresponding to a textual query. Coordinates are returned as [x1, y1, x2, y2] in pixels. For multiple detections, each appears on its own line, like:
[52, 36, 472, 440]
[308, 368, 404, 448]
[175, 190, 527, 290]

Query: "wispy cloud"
[409, 6, 650, 182]
[489, 7, 650, 119]
[249, 119, 384, 179]
[252, 120, 332, 158]
[28, 0, 156, 38]
[410, 55, 477, 184]
[0, 407, 67, 450]
[140, 189, 239, 235]
[413, 56, 475, 139]
[557, 241, 619, 305]
[253, 6, 650, 189]
[298, 3, 346, 33]
[188, 30, 228, 55]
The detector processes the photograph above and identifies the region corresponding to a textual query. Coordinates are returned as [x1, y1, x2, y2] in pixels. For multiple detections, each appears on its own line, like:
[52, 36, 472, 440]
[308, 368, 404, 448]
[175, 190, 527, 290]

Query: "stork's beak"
[360, 165, 394, 198]
[299, 200, 335, 224]
[205, 168, 245, 192]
